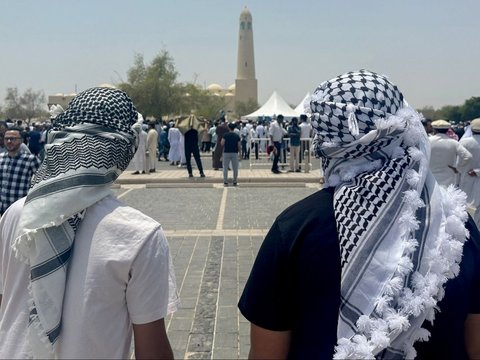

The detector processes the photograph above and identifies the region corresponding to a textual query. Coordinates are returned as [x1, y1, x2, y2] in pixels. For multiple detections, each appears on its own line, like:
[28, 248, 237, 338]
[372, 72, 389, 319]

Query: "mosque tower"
[235, 7, 258, 110]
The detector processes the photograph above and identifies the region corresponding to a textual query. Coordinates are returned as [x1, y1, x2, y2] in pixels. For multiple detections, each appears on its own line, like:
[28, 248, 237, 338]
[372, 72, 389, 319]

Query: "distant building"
[205, 83, 236, 114]
[205, 7, 258, 116]
[235, 7, 258, 110]
[47, 93, 76, 110]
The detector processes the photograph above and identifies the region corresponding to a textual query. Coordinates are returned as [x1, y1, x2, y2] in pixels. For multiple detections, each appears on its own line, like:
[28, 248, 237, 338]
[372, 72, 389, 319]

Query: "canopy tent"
[243, 91, 300, 120]
[294, 92, 310, 115]
[175, 114, 208, 134]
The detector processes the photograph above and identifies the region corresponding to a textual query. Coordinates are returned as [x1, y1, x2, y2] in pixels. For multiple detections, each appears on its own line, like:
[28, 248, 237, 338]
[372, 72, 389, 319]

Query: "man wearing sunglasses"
[0, 127, 41, 216]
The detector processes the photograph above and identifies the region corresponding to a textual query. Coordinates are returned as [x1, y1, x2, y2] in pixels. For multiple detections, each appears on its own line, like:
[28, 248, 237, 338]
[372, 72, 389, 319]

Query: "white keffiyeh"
[305, 70, 469, 358]
[12, 87, 138, 358]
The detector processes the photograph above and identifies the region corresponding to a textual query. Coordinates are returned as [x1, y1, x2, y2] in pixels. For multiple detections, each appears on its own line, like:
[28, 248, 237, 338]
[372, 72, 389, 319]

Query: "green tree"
[21, 88, 47, 122]
[437, 105, 462, 123]
[118, 51, 183, 119]
[4, 87, 23, 119]
[417, 106, 437, 120]
[179, 83, 226, 119]
[462, 96, 480, 121]
[3, 87, 48, 123]
[235, 99, 259, 117]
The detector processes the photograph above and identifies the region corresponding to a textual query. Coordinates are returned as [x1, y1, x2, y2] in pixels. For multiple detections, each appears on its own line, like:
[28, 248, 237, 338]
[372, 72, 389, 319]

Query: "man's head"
[307, 70, 404, 147]
[4, 127, 24, 156]
[431, 119, 451, 134]
[228, 122, 237, 131]
[35, 87, 138, 188]
[471, 118, 480, 134]
[291, 117, 298, 125]
[300, 114, 307, 123]
[422, 118, 433, 134]
[277, 114, 284, 123]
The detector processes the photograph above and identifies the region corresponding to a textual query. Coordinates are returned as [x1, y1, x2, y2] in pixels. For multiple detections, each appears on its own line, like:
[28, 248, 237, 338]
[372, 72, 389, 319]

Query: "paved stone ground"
[117, 186, 320, 359]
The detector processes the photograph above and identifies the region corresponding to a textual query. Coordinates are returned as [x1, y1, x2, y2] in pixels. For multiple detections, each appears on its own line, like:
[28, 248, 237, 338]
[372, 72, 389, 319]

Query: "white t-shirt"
[300, 122, 312, 139]
[269, 121, 285, 142]
[0, 195, 179, 359]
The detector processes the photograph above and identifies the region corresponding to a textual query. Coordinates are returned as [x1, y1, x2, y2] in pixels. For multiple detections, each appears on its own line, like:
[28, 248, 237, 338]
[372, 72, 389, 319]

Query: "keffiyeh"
[305, 70, 469, 358]
[12, 87, 138, 358]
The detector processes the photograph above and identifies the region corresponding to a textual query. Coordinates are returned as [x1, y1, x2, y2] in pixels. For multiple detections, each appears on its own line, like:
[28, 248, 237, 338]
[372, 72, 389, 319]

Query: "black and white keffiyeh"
[305, 70, 469, 358]
[12, 87, 138, 358]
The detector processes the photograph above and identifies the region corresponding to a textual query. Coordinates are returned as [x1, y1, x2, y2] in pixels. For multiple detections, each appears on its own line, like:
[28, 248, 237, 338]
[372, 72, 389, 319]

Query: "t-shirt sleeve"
[126, 228, 179, 324]
[238, 220, 293, 331]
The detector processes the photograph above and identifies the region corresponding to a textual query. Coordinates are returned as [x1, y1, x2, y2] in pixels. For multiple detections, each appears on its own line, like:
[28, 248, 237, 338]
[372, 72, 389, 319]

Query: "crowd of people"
[0, 70, 479, 359]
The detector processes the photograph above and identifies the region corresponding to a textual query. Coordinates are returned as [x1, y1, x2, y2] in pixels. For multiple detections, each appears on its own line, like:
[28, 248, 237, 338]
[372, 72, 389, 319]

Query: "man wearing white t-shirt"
[0, 87, 179, 359]
[299, 114, 312, 165]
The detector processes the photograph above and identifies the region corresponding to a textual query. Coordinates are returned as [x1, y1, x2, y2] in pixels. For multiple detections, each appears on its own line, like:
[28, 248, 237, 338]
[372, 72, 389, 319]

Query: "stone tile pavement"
[117, 185, 321, 359]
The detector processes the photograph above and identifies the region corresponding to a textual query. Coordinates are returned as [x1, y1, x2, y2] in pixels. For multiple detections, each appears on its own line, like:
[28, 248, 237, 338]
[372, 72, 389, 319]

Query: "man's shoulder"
[0, 197, 26, 237]
[89, 196, 161, 234]
[276, 188, 335, 232]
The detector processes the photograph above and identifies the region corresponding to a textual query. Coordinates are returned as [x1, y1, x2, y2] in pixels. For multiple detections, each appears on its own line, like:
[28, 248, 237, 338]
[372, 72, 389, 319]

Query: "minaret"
[235, 7, 258, 110]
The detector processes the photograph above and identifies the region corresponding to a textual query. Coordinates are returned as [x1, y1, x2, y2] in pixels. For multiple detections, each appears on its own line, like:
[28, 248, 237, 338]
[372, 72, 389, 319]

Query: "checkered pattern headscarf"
[305, 70, 469, 358]
[13, 87, 138, 358]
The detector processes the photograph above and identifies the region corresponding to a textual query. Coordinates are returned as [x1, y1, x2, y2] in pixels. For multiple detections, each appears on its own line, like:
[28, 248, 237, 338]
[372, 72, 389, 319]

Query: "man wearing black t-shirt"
[221, 122, 241, 186]
[238, 71, 480, 359]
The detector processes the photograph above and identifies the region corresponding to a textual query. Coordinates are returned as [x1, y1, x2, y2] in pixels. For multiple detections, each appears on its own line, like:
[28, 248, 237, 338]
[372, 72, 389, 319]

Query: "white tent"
[244, 91, 300, 120]
[294, 92, 310, 115]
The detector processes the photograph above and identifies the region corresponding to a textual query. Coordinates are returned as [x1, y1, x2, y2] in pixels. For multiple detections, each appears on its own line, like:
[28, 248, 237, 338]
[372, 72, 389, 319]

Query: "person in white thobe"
[429, 120, 472, 187]
[146, 123, 158, 172]
[167, 126, 182, 165]
[132, 115, 148, 174]
[459, 118, 480, 226]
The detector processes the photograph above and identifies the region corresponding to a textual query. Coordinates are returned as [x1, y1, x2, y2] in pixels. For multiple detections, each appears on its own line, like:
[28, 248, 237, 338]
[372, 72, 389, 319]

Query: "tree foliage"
[3, 87, 48, 123]
[118, 51, 184, 119]
[118, 50, 230, 121]
[180, 83, 226, 120]
[235, 99, 259, 117]
[417, 96, 480, 123]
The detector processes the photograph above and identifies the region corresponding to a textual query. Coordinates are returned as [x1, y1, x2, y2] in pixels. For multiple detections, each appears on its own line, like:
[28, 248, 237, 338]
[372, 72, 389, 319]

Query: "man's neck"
[7, 149, 20, 158]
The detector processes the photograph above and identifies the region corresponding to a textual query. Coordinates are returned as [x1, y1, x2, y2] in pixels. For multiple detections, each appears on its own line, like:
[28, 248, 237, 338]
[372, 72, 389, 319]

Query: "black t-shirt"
[238, 187, 480, 359]
[239, 187, 341, 359]
[223, 132, 240, 153]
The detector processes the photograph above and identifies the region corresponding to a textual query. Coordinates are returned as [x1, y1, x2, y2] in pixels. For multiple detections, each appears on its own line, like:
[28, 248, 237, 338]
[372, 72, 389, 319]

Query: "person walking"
[221, 122, 241, 186]
[239, 70, 480, 359]
[184, 128, 206, 178]
[0, 87, 178, 359]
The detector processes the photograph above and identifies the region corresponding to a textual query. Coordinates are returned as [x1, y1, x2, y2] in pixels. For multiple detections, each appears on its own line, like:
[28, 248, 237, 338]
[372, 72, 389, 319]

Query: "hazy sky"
[1, 0, 479, 111]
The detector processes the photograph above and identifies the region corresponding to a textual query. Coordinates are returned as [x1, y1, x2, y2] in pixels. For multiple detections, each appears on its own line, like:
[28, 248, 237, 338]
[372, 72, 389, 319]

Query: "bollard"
[304, 150, 310, 173]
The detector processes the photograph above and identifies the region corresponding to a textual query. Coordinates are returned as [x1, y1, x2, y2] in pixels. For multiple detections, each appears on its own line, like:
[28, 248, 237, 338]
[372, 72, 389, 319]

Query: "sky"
[1, 0, 479, 111]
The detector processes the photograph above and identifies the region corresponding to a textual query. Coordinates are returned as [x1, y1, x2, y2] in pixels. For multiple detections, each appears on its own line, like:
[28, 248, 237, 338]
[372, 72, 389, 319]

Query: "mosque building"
[206, 6, 258, 114]
[49, 8, 258, 117]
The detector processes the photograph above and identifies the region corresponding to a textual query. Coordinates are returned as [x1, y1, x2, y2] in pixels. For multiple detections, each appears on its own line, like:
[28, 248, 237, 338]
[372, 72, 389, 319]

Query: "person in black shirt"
[221, 122, 241, 186]
[184, 128, 205, 178]
[239, 70, 480, 359]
